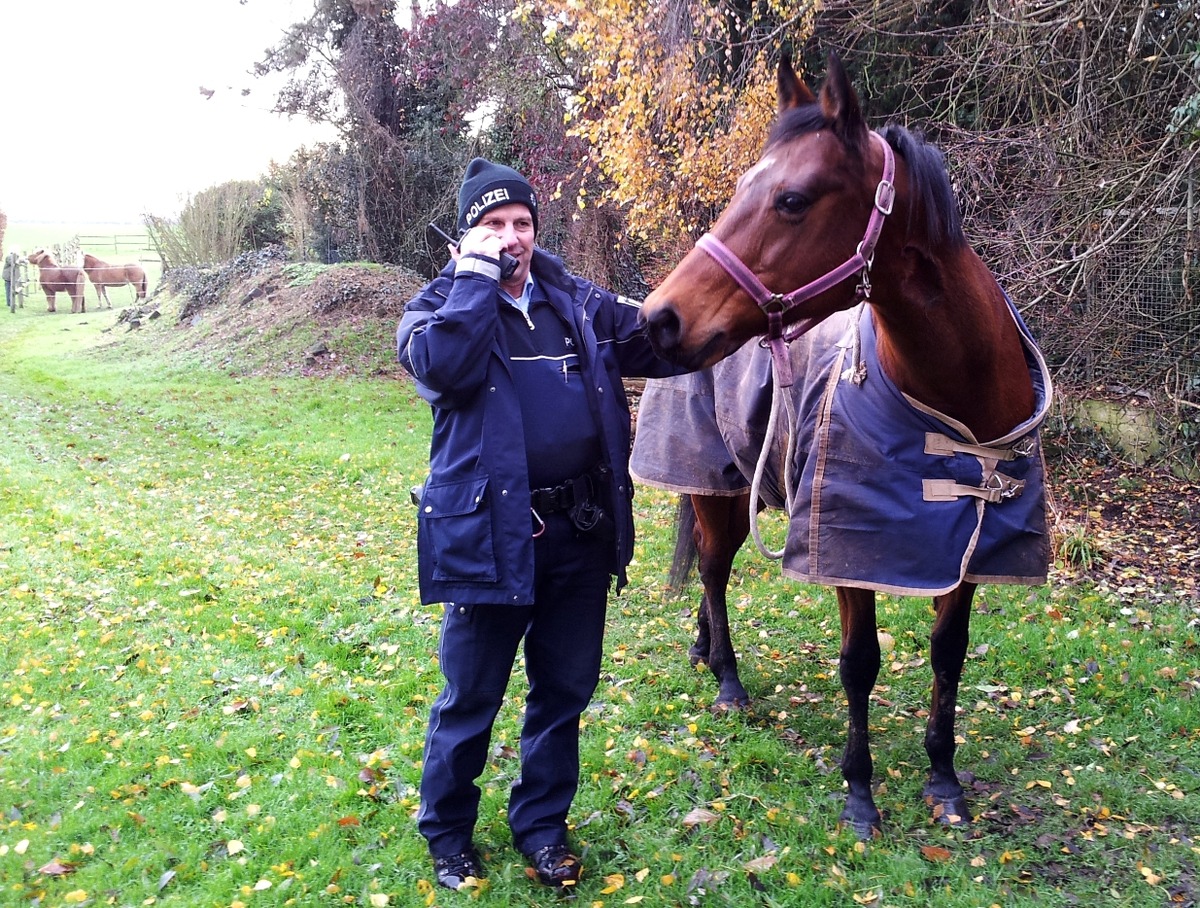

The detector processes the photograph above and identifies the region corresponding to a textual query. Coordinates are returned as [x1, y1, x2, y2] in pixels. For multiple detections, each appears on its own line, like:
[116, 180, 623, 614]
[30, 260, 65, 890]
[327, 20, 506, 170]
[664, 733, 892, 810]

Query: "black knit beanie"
[456, 158, 539, 235]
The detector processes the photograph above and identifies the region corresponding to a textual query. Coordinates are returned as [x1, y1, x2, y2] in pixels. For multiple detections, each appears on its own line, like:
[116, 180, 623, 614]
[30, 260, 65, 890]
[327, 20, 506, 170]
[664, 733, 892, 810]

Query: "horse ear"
[777, 52, 816, 111]
[819, 51, 868, 147]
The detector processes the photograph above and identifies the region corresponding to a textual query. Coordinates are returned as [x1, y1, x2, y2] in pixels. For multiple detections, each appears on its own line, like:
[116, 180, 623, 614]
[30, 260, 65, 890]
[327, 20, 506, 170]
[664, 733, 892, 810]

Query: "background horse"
[27, 249, 87, 313]
[82, 253, 148, 308]
[632, 52, 1052, 838]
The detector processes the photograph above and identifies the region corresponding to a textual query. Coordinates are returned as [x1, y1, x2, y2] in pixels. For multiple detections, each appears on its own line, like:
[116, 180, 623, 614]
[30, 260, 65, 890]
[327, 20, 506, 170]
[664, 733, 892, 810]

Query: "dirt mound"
[138, 249, 426, 378]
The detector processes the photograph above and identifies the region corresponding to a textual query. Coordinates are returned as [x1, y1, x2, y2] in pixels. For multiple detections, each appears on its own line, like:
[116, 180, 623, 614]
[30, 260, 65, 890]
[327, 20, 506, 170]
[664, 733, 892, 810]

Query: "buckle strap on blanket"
[923, 474, 1027, 503]
[924, 432, 1037, 462]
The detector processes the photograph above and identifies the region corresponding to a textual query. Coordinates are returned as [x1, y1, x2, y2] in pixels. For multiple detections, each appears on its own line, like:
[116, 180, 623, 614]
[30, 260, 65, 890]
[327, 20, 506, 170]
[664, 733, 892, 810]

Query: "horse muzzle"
[640, 298, 740, 369]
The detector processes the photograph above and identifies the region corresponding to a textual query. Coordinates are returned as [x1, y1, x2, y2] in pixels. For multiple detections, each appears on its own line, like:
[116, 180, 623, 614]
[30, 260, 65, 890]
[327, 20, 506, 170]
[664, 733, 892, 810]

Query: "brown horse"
[82, 253, 148, 308]
[27, 249, 87, 313]
[633, 52, 1052, 838]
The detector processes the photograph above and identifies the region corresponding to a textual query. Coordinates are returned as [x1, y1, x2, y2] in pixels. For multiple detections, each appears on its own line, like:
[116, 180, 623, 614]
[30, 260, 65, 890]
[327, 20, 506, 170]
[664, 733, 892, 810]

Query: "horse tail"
[135, 268, 147, 299]
[668, 494, 699, 594]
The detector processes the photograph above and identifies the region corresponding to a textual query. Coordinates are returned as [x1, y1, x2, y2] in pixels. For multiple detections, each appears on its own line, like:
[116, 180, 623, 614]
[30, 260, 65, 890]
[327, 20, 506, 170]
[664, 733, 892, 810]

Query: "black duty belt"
[530, 472, 595, 515]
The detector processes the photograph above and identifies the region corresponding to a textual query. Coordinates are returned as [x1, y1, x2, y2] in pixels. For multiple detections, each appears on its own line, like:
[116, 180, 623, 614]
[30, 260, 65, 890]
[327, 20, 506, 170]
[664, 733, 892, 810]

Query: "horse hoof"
[711, 696, 749, 713]
[711, 681, 750, 711]
[924, 792, 970, 826]
[837, 810, 883, 841]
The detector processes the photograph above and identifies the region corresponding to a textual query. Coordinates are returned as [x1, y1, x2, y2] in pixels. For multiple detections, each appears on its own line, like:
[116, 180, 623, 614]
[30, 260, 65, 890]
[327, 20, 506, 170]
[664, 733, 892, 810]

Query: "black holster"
[567, 466, 615, 541]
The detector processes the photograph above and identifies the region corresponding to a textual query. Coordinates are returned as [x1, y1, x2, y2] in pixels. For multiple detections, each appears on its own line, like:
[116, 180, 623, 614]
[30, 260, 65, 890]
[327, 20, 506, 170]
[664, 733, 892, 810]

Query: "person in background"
[4, 250, 26, 313]
[396, 158, 685, 893]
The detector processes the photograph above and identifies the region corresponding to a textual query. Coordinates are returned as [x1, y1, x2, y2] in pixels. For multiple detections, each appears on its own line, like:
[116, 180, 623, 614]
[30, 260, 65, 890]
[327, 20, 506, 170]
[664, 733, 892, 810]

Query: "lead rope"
[748, 302, 871, 559]
[701, 135, 895, 562]
[748, 350, 800, 560]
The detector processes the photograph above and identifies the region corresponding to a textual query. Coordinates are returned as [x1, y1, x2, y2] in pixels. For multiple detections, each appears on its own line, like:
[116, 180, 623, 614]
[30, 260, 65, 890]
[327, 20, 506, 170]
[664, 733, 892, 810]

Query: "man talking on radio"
[397, 158, 685, 893]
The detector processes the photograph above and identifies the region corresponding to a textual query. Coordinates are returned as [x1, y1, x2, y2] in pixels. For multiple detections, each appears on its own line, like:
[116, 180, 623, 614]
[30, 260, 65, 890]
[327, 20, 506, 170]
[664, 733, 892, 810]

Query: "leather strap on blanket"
[923, 432, 1038, 462]
[922, 432, 1036, 502]
[923, 474, 1027, 503]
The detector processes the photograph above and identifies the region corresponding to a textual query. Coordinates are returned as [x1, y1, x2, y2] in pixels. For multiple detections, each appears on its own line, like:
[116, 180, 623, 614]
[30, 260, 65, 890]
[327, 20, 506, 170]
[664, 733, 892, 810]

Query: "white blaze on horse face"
[735, 155, 776, 194]
[722, 154, 781, 252]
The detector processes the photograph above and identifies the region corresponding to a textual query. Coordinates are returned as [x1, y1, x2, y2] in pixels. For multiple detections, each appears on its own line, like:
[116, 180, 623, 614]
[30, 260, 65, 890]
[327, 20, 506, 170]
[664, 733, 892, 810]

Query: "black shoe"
[432, 847, 485, 891]
[526, 843, 582, 890]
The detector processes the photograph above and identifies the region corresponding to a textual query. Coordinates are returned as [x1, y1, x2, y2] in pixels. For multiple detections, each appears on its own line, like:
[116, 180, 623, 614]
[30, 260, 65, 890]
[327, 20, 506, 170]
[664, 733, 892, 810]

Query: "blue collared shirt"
[500, 272, 535, 314]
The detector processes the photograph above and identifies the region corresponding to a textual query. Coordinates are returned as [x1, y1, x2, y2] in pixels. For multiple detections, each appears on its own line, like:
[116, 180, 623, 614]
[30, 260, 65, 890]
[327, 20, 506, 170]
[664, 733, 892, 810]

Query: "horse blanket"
[630, 299, 1053, 596]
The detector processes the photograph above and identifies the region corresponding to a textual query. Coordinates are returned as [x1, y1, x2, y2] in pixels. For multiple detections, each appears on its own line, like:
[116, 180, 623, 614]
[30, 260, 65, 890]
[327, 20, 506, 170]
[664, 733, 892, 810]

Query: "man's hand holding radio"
[458, 225, 508, 263]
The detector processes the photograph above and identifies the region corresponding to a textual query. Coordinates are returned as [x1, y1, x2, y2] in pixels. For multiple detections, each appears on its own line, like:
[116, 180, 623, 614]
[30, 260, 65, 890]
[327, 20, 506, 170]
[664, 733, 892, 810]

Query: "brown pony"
[82, 253, 148, 308]
[27, 249, 87, 313]
[634, 52, 1052, 838]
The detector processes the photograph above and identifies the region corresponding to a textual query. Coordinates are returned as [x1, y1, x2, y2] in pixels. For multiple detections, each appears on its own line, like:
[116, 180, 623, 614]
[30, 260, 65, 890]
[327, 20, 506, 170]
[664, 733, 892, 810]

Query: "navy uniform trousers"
[417, 509, 611, 858]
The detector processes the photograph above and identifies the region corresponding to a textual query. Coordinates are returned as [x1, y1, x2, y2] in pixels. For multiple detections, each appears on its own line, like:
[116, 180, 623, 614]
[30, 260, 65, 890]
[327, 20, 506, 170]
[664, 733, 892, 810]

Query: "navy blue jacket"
[397, 248, 682, 605]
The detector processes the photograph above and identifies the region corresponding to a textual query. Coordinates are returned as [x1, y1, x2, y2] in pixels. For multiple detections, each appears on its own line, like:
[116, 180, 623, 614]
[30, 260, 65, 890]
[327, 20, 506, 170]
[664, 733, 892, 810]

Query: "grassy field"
[0, 296, 1197, 908]
[4, 222, 161, 311]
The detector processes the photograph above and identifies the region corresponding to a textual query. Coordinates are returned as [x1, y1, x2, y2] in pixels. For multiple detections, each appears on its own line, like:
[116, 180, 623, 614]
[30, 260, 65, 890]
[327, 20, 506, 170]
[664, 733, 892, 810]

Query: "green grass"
[1, 295, 1197, 908]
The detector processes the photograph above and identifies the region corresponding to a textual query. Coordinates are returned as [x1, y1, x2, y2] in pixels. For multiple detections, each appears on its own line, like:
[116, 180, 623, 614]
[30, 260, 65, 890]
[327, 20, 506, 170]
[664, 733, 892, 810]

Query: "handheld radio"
[428, 222, 519, 281]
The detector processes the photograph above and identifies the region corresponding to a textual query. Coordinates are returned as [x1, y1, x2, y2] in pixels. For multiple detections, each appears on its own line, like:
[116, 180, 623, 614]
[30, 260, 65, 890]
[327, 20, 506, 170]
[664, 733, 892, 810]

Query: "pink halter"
[695, 133, 896, 386]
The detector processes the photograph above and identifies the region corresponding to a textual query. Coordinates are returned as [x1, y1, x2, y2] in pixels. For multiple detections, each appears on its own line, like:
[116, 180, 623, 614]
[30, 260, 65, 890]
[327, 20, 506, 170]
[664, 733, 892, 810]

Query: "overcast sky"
[2, 0, 338, 226]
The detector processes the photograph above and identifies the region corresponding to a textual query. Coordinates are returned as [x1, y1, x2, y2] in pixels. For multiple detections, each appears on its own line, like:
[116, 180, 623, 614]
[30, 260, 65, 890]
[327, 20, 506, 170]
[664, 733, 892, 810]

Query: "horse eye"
[775, 191, 809, 217]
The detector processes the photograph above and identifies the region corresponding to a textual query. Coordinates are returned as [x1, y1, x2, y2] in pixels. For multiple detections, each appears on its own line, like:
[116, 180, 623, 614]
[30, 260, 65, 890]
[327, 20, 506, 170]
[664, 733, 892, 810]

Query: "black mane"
[880, 123, 965, 249]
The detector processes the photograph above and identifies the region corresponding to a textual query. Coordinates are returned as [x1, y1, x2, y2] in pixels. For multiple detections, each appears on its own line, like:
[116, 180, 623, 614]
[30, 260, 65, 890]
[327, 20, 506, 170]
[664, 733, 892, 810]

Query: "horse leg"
[45, 290, 55, 313]
[691, 492, 752, 709]
[836, 585, 883, 838]
[923, 582, 976, 826]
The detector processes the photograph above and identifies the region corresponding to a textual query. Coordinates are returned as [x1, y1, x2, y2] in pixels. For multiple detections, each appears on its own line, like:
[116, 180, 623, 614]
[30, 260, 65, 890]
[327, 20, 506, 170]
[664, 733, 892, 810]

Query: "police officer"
[397, 159, 684, 892]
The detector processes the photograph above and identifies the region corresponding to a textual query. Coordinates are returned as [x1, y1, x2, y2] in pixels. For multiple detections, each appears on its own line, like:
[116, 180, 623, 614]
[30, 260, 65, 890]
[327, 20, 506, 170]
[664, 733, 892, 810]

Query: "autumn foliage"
[539, 0, 816, 253]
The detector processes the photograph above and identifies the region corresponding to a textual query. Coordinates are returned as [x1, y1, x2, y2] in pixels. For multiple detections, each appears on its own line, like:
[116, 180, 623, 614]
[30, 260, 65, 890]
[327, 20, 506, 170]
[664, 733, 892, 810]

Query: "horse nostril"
[646, 305, 683, 352]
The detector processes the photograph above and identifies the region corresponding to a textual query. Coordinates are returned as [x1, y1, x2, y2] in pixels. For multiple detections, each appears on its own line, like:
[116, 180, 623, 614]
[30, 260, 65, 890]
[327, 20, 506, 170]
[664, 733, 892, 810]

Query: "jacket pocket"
[421, 476, 498, 582]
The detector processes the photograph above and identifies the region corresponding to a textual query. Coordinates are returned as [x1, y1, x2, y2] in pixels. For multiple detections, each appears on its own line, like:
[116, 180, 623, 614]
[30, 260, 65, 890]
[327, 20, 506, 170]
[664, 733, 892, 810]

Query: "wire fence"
[1081, 208, 1197, 394]
[77, 233, 159, 262]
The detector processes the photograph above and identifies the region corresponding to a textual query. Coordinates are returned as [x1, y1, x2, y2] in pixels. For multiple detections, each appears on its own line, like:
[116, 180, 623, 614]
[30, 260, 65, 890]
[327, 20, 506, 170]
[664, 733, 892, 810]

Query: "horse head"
[640, 52, 902, 369]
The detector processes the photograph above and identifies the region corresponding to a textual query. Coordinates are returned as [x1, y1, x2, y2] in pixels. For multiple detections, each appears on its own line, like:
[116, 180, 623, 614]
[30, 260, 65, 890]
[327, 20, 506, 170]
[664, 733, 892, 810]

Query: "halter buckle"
[875, 179, 895, 216]
[761, 293, 787, 314]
